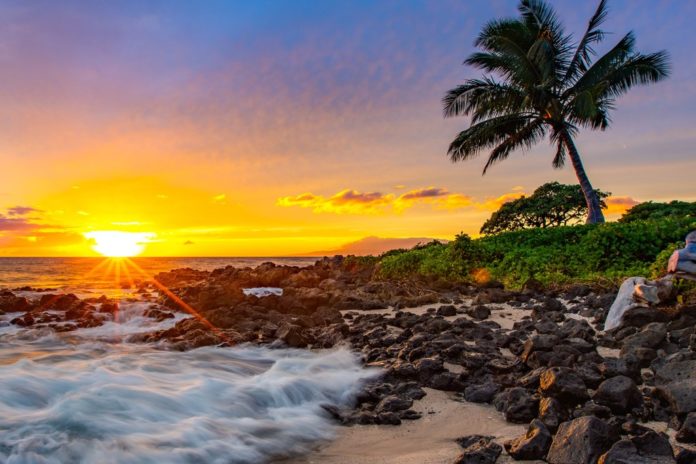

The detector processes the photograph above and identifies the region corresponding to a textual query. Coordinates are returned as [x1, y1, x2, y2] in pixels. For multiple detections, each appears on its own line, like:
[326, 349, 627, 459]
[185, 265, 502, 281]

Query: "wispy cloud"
[278, 186, 523, 215]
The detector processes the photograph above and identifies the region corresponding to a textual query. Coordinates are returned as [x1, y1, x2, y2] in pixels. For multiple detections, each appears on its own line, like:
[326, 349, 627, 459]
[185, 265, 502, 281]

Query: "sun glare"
[84, 231, 155, 257]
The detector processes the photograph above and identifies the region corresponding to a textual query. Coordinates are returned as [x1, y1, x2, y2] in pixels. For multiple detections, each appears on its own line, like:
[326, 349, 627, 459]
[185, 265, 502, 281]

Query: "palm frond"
[483, 118, 546, 173]
[442, 78, 528, 120]
[566, 32, 635, 95]
[552, 140, 566, 168]
[447, 114, 535, 163]
[599, 51, 671, 99]
[565, 0, 608, 82]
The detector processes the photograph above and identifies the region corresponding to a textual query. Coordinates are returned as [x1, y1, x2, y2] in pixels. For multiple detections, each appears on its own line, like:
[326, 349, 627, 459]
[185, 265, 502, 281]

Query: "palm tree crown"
[443, 0, 670, 224]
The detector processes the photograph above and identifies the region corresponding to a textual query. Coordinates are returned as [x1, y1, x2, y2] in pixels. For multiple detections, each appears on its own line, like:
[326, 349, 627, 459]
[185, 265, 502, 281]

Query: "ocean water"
[0, 258, 375, 463]
[0, 257, 318, 293]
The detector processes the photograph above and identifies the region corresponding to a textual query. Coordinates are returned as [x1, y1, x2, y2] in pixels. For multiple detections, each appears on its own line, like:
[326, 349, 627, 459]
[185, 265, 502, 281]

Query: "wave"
[0, 304, 378, 463]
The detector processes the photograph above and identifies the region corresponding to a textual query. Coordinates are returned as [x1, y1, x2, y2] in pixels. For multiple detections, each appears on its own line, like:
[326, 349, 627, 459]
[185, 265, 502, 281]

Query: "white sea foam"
[0, 306, 378, 463]
[243, 287, 283, 298]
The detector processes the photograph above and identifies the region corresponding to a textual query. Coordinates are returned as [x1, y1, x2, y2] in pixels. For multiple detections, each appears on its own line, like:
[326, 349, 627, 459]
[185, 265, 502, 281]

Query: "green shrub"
[373, 216, 696, 288]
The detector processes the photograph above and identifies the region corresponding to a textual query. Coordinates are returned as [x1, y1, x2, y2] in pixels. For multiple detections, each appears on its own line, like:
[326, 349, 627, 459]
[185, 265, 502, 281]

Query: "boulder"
[504, 419, 552, 460]
[676, 412, 696, 443]
[598, 431, 675, 464]
[376, 395, 413, 413]
[275, 323, 310, 348]
[466, 305, 491, 320]
[547, 416, 619, 464]
[655, 379, 696, 415]
[464, 381, 499, 403]
[539, 367, 589, 405]
[493, 387, 538, 423]
[454, 435, 502, 464]
[592, 376, 642, 413]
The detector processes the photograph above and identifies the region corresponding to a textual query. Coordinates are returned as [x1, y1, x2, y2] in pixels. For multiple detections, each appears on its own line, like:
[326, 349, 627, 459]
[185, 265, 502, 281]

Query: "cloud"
[7, 206, 41, 216]
[604, 196, 640, 215]
[278, 186, 508, 215]
[277, 189, 394, 214]
[479, 192, 526, 211]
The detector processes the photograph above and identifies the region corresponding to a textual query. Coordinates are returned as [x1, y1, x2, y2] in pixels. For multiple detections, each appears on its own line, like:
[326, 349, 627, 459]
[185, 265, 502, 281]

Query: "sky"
[0, 0, 693, 257]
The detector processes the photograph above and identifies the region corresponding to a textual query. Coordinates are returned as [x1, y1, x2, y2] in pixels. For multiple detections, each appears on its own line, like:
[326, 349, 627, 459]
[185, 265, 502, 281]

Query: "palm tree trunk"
[563, 134, 605, 224]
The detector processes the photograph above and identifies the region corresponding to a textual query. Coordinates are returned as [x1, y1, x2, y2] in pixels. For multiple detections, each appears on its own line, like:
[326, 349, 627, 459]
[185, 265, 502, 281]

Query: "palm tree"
[443, 0, 670, 223]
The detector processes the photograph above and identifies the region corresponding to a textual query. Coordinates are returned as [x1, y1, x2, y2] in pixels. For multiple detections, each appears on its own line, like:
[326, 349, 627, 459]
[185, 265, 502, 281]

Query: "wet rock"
[539, 367, 589, 405]
[598, 431, 675, 464]
[0, 292, 31, 312]
[376, 395, 413, 413]
[493, 387, 538, 423]
[454, 435, 502, 464]
[676, 412, 696, 443]
[274, 323, 310, 348]
[504, 419, 552, 461]
[547, 416, 619, 464]
[593, 376, 642, 413]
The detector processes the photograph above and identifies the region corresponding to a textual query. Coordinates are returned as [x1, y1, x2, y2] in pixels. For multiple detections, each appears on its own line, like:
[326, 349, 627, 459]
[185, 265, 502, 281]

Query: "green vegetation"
[619, 200, 696, 223]
[443, 0, 670, 224]
[376, 216, 696, 288]
[480, 182, 608, 234]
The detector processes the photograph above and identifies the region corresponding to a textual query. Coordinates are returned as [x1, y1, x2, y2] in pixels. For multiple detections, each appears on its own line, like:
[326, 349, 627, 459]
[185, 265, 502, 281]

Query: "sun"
[84, 231, 155, 257]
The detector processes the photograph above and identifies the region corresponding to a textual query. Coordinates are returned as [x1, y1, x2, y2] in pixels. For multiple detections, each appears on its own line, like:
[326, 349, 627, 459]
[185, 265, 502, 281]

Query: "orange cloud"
[277, 189, 394, 214]
[604, 196, 640, 215]
[280, 187, 481, 214]
[478, 192, 526, 211]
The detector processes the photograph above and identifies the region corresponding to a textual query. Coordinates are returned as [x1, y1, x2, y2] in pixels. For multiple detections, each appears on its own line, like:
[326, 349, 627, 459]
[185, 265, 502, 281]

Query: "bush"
[373, 216, 696, 288]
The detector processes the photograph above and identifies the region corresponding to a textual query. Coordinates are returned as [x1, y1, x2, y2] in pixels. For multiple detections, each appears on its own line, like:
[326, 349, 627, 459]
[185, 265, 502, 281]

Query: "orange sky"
[0, 1, 693, 257]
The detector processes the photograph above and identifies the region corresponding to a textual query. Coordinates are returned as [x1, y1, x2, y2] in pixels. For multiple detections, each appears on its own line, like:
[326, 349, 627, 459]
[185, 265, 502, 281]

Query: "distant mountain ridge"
[308, 236, 446, 257]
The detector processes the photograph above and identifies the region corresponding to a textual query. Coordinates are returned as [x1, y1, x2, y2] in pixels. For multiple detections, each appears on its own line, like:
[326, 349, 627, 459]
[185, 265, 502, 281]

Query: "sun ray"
[124, 258, 234, 345]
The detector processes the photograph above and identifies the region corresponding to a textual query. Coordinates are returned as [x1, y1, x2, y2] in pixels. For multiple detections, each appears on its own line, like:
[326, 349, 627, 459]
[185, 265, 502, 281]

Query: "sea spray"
[0, 308, 379, 463]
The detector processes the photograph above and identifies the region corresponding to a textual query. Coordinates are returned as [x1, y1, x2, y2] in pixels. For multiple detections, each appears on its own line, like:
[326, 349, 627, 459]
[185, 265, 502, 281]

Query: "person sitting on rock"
[667, 230, 696, 276]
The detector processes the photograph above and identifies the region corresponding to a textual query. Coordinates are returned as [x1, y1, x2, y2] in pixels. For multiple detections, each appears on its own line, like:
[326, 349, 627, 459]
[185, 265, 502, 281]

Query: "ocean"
[0, 257, 375, 463]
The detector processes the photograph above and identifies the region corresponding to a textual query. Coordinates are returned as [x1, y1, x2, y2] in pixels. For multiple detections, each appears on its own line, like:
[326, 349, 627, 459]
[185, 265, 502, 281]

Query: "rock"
[547, 416, 619, 464]
[493, 387, 538, 423]
[376, 395, 413, 413]
[275, 323, 310, 348]
[466, 305, 491, 320]
[504, 419, 552, 460]
[619, 306, 670, 328]
[676, 412, 696, 443]
[621, 323, 667, 352]
[538, 396, 566, 431]
[593, 376, 642, 413]
[520, 334, 560, 363]
[539, 367, 589, 405]
[655, 379, 696, 415]
[598, 431, 675, 464]
[464, 381, 499, 403]
[454, 435, 502, 464]
[436, 305, 457, 317]
[675, 447, 696, 464]
[0, 292, 31, 312]
[654, 359, 696, 385]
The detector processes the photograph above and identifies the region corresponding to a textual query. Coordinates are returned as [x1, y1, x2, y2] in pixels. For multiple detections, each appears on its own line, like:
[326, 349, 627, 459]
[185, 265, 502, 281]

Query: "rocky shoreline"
[1, 257, 695, 463]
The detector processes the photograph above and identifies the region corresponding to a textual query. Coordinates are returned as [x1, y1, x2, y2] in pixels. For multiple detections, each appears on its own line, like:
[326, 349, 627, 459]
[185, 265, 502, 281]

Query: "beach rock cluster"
[0, 290, 174, 331]
[2, 257, 695, 463]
